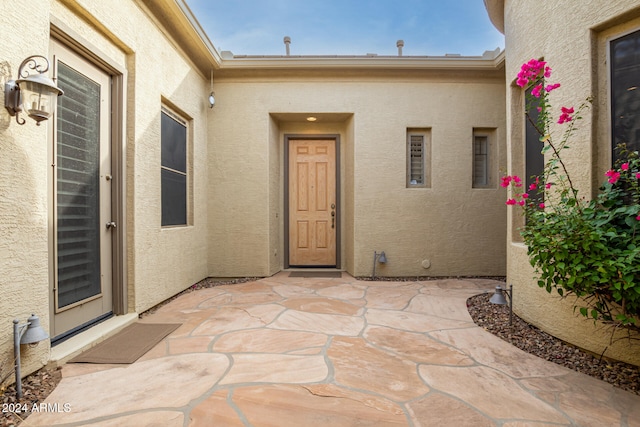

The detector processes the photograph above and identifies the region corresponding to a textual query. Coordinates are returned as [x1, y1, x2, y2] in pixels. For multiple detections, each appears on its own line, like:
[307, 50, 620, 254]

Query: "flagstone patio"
[22, 273, 640, 426]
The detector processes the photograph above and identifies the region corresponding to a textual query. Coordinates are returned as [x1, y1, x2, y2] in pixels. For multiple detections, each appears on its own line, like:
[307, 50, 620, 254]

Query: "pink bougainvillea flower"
[539, 203, 546, 209]
[512, 175, 523, 187]
[518, 200, 526, 206]
[606, 169, 621, 184]
[531, 84, 544, 98]
[529, 183, 537, 191]
[522, 193, 529, 199]
[636, 214, 640, 221]
[516, 59, 548, 87]
[500, 176, 512, 188]
[545, 83, 560, 92]
[545, 182, 553, 189]
[506, 199, 517, 205]
[636, 172, 640, 179]
[558, 106, 575, 124]
[621, 163, 629, 171]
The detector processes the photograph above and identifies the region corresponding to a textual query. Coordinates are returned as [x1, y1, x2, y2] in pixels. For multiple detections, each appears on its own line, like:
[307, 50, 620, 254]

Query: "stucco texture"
[502, 0, 640, 365]
[48, 0, 211, 314]
[0, 0, 211, 380]
[0, 1, 54, 384]
[209, 71, 507, 278]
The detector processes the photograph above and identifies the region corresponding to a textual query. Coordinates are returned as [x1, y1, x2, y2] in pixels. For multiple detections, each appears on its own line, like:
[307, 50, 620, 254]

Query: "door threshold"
[286, 269, 345, 278]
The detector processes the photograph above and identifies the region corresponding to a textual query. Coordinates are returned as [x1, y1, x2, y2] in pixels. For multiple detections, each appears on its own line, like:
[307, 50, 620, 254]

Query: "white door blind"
[56, 62, 102, 308]
[409, 135, 424, 184]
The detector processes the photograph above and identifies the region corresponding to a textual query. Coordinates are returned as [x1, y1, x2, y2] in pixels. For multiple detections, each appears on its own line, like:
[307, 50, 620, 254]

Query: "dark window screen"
[161, 111, 187, 226]
[611, 29, 640, 163]
[525, 89, 544, 200]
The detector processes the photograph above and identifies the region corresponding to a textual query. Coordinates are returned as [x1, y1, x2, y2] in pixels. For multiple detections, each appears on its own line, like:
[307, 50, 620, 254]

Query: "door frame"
[48, 28, 127, 343]
[284, 134, 341, 269]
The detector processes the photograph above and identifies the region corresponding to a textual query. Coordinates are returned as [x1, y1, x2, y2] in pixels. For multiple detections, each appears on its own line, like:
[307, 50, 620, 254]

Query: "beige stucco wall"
[0, 1, 53, 385]
[209, 70, 507, 278]
[49, 0, 210, 314]
[0, 0, 211, 381]
[500, 0, 640, 365]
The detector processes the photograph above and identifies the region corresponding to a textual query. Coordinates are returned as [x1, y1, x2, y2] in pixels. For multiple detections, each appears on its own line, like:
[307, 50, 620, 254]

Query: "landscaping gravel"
[467, 292, 640, 396]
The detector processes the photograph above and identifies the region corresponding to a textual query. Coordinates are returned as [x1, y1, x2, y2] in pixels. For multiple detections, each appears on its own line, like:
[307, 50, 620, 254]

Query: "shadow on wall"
[1, 60, 14, 131]
[0, 60, 52, 385]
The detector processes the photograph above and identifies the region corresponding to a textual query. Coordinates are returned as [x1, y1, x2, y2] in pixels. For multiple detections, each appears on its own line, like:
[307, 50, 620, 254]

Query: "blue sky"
[185, 0, 504, 57]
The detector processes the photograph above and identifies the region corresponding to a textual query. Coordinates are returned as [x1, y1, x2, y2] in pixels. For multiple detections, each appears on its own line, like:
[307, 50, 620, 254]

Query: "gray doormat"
[289, 271, 342, 278]
[69, 323, 181, 364]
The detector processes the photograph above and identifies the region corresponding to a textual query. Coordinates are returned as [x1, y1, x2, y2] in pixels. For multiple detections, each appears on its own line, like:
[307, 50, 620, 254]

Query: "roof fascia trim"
[174, 0, 222, 65]
[219, 51, 505, 71]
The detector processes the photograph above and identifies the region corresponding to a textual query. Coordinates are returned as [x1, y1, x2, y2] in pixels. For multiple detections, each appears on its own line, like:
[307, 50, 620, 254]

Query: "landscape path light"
[489, 284, 514, 326]
[13, 314, 49, 398]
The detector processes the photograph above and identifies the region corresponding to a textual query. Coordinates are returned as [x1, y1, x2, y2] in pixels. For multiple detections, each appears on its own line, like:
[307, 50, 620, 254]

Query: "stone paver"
[22, 273, 640, 426]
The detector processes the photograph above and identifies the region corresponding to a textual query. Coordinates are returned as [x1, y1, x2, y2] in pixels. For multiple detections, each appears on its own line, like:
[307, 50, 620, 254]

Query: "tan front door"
[288, 139, 337, 266]
[49, 41, 113, 340]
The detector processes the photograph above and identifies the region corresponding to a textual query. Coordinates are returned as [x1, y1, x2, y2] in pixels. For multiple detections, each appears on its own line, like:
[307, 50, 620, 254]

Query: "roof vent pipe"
[397, 40, 404, 56]
[284, 36, 291, 56]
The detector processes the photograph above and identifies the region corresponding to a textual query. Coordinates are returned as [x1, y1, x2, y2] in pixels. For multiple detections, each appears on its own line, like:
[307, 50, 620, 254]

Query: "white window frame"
[406, 128, 431, 188]
[472, 129, 496, 188]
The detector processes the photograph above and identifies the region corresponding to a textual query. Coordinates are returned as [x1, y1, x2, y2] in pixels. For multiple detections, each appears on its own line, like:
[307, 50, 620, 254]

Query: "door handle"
[106, 221, 117, 229]
[331, 210, 335, 229]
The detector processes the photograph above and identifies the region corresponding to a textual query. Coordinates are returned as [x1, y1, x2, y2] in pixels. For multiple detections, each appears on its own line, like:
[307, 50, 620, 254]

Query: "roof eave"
[219, 51, 505, 71]
[483, 0, 505, 34]
[139, 0, 222, 74]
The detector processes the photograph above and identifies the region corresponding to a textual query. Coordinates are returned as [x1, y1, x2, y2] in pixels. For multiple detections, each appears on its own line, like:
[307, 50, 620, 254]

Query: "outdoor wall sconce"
[371, 251, 387, 278]
[489, 284, 514, 326]
[4, 55, 64, 125]
[13, 314, 49, 398]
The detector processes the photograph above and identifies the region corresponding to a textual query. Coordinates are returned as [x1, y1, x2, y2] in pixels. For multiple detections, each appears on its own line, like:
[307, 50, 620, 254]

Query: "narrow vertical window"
[409, 135, 424, 184]
[611, 29, 640, 163]
[473, 135, 489, 187]
[161, 109, 188, 226]
[472, 128, 497, 188]
[406, 129, 431, 188]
